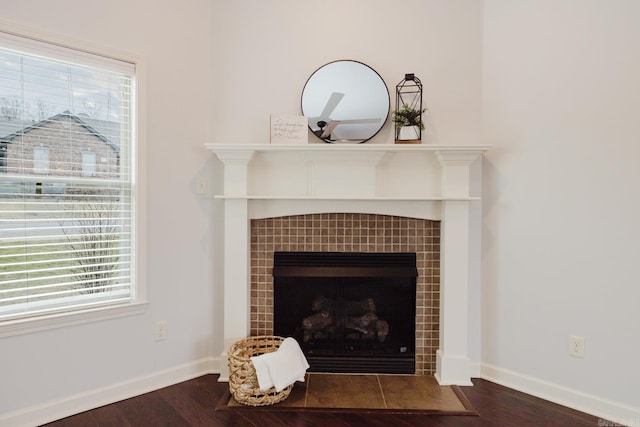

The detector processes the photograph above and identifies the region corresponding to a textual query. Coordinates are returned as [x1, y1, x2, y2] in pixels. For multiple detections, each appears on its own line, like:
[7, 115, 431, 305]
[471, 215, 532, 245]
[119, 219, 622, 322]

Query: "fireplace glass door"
[273, 252, 417, 374]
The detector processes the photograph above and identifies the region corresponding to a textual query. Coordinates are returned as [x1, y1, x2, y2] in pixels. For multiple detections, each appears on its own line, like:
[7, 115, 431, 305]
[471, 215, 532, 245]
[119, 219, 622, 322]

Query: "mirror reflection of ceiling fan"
[310, 92, 382, 139]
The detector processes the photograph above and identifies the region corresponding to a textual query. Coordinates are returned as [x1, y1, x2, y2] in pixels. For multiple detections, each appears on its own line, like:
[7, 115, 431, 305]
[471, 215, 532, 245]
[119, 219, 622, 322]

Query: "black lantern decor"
[393, 73, 424, 144]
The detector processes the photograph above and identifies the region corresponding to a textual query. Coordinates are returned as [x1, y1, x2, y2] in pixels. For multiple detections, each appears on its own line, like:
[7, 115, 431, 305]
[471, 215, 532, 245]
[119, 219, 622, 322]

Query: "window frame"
[0, 23, 147, 338]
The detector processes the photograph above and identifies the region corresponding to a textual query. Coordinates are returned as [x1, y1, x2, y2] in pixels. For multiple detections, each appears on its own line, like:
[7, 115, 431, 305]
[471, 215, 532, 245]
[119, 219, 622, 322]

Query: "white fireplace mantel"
[206, 143, 490, 386]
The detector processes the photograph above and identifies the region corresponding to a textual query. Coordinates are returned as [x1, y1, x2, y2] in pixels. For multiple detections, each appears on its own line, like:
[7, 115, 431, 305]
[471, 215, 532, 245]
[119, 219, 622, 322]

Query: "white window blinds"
[0, 31, 137, 321]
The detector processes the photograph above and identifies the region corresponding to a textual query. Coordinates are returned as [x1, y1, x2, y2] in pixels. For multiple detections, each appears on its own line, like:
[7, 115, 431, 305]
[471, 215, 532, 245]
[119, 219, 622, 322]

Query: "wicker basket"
[227, 335, 294, 406]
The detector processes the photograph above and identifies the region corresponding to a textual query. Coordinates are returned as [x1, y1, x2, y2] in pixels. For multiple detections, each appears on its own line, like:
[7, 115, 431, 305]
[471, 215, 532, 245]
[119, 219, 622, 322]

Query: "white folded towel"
[250, 337, 310, 392]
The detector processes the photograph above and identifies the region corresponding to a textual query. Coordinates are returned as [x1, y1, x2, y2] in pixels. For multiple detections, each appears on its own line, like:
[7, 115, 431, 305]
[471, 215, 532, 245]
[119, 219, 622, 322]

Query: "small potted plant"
[392, 104, 426, 143]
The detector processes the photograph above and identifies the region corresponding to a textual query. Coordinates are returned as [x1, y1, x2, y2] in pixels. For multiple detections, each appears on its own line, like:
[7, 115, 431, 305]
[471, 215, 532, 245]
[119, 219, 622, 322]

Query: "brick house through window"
[0, 111, 119, 180]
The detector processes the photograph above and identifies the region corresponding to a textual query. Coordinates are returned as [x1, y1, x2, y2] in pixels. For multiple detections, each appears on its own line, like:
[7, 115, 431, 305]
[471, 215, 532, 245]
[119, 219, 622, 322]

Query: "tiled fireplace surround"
[251, 213, 440, 375]
[206, 144, 488, 386]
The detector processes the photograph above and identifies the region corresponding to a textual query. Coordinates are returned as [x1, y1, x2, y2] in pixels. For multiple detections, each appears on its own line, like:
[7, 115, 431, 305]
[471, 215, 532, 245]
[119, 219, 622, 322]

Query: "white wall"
[482, 0, 640, 421]
[210, 0, 483, 146]
[0, 1, 216, 425]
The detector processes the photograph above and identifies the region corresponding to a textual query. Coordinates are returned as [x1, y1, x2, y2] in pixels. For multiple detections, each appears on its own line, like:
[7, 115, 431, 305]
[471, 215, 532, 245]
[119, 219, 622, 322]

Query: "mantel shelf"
[214, 195, 479, 201]
[205, 143, 491, 154]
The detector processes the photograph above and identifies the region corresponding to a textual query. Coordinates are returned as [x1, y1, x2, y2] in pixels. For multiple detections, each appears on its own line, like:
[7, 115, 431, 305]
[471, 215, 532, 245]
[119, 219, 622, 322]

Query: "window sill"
[0, 301, 148, 338]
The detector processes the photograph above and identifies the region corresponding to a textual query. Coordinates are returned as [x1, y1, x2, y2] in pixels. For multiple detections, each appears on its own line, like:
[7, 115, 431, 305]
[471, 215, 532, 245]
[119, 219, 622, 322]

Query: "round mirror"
[301, 60, 390, 143]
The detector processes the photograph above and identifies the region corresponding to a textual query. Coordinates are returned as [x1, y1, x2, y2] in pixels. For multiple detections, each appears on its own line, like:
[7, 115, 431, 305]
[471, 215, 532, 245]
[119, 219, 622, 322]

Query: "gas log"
[343, 311, 378, 333]
[312, 296, 376, 315]
[302, 310, 333, 331]
[302, 296, 389, 343]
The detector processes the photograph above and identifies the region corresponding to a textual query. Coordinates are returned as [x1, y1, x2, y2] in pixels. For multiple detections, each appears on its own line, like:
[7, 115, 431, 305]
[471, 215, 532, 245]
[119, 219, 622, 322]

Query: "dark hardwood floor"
[42, 375, 605, 427]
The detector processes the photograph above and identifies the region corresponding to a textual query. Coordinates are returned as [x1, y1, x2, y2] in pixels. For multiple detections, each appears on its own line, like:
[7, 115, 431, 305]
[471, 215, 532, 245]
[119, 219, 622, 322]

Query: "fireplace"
[206, 143, 489, 385]
[273, 251, 417, 374]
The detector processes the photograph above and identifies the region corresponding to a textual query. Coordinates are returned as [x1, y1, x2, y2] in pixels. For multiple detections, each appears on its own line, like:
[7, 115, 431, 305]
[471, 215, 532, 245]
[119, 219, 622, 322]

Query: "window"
[82, 151, 96, 177]
[0, 29, 144, 332]
[33, 146, 50, 174]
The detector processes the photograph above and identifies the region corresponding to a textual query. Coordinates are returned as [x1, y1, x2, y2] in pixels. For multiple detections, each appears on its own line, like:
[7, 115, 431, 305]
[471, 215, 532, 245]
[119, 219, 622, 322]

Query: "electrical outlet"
[569, 335, 585, 358]
[155, 321, 167, 341]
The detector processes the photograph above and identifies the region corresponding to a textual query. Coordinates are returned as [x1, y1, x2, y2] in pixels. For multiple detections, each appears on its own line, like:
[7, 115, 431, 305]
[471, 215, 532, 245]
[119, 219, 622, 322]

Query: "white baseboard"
[480, 363, 640, 426]
[0, 356, 220, 427]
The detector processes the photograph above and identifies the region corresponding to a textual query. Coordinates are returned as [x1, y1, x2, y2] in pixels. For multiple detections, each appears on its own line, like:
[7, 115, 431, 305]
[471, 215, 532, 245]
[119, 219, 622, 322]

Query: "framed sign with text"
[270, 114, 308, 144]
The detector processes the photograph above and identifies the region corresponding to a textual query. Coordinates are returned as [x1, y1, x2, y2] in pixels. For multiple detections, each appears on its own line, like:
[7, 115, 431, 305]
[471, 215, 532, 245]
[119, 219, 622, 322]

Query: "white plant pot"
[397, 125, 420, 141]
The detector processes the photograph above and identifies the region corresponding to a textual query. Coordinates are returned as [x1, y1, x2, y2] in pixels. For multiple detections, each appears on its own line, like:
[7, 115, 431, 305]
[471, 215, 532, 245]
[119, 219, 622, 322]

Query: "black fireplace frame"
[273, 251, 417, 374]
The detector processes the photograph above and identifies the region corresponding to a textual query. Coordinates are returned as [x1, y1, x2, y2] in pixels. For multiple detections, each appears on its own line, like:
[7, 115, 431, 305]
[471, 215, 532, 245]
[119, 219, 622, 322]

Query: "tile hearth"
[223, 373, 474, 414]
